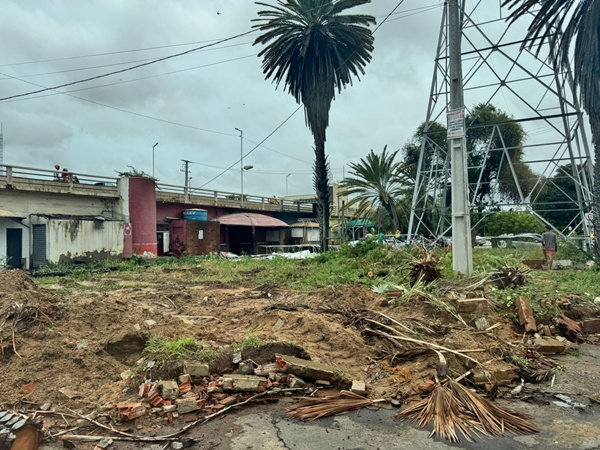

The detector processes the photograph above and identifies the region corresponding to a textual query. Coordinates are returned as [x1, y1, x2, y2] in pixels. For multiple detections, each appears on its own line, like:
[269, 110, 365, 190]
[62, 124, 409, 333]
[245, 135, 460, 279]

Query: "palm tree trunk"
[590, 118, 600, 264]
[382, 200, 399, 231]
[314, 139, 330, 252]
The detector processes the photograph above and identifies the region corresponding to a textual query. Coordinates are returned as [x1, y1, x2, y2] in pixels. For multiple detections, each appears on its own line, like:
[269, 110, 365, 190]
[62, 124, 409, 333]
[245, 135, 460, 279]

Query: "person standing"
[541, 225, 558, 269]
[53, 164, 61, 181]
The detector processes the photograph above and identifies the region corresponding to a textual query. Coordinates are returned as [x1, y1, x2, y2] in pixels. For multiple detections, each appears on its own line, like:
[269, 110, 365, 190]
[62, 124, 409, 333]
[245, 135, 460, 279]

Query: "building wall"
[0, 219, 29, 268]
[46, 219, 124, 264]
[128, 177, 157, 255]
[184, 221, 220, 255]
[0, 190, 119, 217]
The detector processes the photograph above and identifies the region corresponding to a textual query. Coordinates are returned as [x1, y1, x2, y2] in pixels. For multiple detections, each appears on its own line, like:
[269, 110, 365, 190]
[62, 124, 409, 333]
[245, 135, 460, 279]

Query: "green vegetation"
[143, 336, 218, 363]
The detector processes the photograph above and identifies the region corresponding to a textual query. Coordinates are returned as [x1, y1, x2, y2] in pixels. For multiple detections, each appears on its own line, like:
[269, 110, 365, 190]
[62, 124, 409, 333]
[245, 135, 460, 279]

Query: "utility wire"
[0, 29, 254, 102]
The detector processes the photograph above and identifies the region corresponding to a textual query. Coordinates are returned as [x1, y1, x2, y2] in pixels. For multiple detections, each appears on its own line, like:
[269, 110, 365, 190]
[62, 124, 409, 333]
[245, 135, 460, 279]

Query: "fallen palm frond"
[437, 264, 531, 293]
[404, 249, 442, 286]
[287, 390, 384, 421]
[397, 352, 537, 443]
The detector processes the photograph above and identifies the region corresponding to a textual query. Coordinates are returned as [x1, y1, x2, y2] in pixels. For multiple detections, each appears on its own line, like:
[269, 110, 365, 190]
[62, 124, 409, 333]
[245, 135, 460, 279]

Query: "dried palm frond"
[398, 378, 537, 443]
[404, 249, 442, 286]
[287, 391, 383, 421]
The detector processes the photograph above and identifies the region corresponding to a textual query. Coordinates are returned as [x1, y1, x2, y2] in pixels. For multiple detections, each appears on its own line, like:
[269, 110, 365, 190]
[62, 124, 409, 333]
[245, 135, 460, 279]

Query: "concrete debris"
[221, 375, 267, 392]
[582, 318, 600, 334]
[276, 354, 338, 382]
[472, 368, 517, 385]
[172, 442, 184, 450]
[119, 370, 132, 381]
[178, 374, 192, 384]
[287, 374, 307, 389]
[350, 380, 366, 396]
[237, 361, 255, 376]
[143, 319, 157, 328]
[175, 398, 200, 414]
[39, 403, 51, 411]
[272, 319, 285, 332]
[232, 351, 242, 365]
[95, 437, 113, 449]
[254, 363, 279, 376]
[158, 381, 179, 400]
[474, 317, 489, 331]
[184, 362, 210, 377]
[533, 335, 566, 354]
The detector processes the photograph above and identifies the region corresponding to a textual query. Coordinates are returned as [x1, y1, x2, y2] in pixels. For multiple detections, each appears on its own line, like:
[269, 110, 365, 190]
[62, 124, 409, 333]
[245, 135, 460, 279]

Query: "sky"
[0, 0, 591, 200]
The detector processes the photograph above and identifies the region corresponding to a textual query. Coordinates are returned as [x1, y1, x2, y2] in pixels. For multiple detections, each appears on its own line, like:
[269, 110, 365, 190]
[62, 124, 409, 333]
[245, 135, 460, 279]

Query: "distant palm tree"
[503, 0, 600, 260]
[339, 146, 410, 232]
[253, 0, 375, 251]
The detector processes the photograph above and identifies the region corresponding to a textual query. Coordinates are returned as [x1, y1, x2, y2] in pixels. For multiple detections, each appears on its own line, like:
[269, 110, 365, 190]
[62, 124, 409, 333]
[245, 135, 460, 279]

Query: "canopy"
[289, 221, 319, 228]
[214, 213, 289, 228]
[346, 219, 374, 228]
[0, 209, 26, 219]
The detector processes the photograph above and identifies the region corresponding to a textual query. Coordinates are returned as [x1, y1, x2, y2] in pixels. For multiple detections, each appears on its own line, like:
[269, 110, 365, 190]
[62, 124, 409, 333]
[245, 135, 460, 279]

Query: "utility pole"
[152, 142, 159, 178]
[235, 128, 244, 207]
[182, 159, 191, 202]
[448, 0, 473, 275]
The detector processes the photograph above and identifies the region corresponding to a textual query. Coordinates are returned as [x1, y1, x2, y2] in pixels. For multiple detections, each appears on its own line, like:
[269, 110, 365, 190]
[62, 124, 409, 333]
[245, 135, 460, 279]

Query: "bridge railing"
[0, 164, 355, 215]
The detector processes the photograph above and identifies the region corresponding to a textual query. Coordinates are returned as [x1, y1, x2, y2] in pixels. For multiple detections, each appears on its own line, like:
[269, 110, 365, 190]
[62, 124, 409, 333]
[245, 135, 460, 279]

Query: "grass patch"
[144, 336, 218, 363]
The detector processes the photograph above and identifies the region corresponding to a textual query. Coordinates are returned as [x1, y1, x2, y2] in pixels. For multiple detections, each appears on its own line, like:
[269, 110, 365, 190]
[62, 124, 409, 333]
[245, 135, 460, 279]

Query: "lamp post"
[286, 173, 291, 197]
[152, 142, 159, 178]
[234, 128, 246, 206]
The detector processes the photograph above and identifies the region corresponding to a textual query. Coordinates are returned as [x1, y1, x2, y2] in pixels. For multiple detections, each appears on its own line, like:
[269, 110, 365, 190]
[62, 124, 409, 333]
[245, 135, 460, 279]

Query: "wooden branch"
[365, 328, 482, 365]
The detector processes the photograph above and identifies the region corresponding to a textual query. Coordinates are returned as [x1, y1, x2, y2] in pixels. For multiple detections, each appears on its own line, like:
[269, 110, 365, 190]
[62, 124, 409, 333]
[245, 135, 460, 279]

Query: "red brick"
[219, 396, 237, 406]
[456, 298, 489, 313]
[534, 336, 565, 354]
[582, 318, 600, 334]
[516, 296, 536, 333]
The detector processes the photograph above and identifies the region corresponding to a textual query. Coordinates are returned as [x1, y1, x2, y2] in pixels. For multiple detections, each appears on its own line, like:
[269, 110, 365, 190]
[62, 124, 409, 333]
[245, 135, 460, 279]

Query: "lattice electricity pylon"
[407, 0, 594, 249]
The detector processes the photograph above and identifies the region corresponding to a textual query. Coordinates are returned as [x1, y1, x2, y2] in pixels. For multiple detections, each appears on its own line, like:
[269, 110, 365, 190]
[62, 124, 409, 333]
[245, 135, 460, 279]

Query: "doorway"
[6, 228, 23, 269]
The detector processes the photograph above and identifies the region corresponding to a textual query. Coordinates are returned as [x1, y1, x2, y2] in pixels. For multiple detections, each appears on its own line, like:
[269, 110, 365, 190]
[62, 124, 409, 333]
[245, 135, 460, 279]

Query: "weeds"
[143, 336, 217, 362]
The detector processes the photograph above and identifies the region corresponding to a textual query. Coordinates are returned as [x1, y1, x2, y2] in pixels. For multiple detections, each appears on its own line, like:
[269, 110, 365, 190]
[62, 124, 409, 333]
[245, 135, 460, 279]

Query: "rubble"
[516, 297, 537, 333]
[276, 354, 338, 382]
[350, 380, 366, 396]
[533, 335, 566, 354]
[456, 298, 489, 313]
[184, 362, 210, 377]
[221, 375, 268, 392]
[175, 398, 200, 414]
[157, 381, 179, 400]
[109, 403, 147, 421]
[582, 318, 600, 334]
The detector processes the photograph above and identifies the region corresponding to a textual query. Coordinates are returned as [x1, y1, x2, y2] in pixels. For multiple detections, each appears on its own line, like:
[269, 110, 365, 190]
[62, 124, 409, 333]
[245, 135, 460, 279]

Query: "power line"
[0, 29, 255, 102]
[0, 41, 255, 81]
[197, 0, 406, 189]
[1, 54, 257, 102]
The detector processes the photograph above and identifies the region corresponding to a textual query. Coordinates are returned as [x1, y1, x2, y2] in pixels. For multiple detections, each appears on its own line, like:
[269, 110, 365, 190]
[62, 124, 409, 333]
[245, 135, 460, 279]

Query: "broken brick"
[582, 318, 600, 334]
[516, 297, 537, 333]
[146, 390, 164, 407]
[178, 382, 192, 394]
[276, 354, 338, 382]
[254, 363, 279, 376]
[138, 383, 151, 398]
[554, 315, 583, 343]
[218, 396, 237, 407]
[110, 403, 147, 421]
[18, 382, 39, 396]
[456, 298, 489, 313]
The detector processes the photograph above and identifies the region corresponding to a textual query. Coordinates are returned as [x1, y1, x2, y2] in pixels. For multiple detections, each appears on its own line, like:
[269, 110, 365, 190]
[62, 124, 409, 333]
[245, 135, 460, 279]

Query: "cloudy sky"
[0, 0, 587, 199]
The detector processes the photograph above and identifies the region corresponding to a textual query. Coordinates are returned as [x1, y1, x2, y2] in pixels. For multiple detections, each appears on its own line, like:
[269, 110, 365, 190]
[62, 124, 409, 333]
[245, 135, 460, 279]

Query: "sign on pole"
[447, 107, 465, 139]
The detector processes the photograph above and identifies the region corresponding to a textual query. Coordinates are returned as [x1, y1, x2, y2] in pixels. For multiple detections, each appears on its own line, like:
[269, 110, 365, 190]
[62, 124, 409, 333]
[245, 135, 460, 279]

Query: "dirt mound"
[0, 269, 58, 310]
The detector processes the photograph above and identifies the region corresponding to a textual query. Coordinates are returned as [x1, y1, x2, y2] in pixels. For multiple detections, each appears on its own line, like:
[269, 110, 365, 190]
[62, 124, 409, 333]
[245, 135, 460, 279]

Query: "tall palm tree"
[502, 0, 600, 260]
[253, 0, 375, 251]
[339, 146, 410, 232]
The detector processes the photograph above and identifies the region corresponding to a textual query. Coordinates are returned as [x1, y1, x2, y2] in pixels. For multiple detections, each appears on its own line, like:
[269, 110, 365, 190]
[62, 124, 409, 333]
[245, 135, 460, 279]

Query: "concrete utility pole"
[448, 0, 473, 275]
[182, 159, 191, 202]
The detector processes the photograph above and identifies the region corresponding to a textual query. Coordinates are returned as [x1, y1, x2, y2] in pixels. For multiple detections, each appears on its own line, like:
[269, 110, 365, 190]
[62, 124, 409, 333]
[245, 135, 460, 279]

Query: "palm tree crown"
[253, 0, 375, 251]
[339, 146, 409, 231]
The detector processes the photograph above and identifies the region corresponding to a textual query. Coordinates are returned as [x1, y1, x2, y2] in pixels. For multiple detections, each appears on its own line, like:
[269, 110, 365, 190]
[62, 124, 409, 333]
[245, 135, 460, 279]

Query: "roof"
[213, 213, 289, 228]
[290, 220, 319, 228]
[347, 219, 374, 228]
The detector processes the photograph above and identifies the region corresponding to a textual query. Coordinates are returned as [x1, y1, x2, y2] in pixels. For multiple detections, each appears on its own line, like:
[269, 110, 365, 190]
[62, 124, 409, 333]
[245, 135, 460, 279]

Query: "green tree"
[502, 0, 600, 261]
[253, 0, 375, 251]
[483, 211, 543, 236]
[338, 146, 410, 231]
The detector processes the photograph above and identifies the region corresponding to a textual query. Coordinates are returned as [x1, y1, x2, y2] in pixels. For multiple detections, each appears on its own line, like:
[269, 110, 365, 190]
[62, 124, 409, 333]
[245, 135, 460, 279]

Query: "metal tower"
[407, 1, 594, 250]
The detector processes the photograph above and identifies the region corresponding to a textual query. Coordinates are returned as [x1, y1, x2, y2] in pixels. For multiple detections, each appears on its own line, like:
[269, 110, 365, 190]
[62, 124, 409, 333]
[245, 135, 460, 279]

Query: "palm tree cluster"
[253, 0, 375, 251]
[338, 146, 410, 233]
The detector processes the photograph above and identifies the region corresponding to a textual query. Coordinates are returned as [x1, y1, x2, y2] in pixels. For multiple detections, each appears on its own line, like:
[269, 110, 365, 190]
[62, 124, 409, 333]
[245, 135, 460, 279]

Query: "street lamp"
[152, 142, 159, 177]
[234, 128, 247, 206]
[286, 173, 291, 197]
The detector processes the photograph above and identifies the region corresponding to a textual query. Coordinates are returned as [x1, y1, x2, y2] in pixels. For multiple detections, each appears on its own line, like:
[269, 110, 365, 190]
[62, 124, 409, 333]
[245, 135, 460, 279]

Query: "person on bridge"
[53, 164, 61, 181]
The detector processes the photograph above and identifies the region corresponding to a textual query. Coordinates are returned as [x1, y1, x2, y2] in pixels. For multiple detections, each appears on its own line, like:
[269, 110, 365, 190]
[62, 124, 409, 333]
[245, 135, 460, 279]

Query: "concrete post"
[448, 0, 473, 275]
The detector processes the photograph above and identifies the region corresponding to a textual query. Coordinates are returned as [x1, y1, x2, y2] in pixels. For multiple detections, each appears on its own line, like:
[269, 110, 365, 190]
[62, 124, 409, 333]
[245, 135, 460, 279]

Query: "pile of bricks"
[111, 354, 365, 421]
